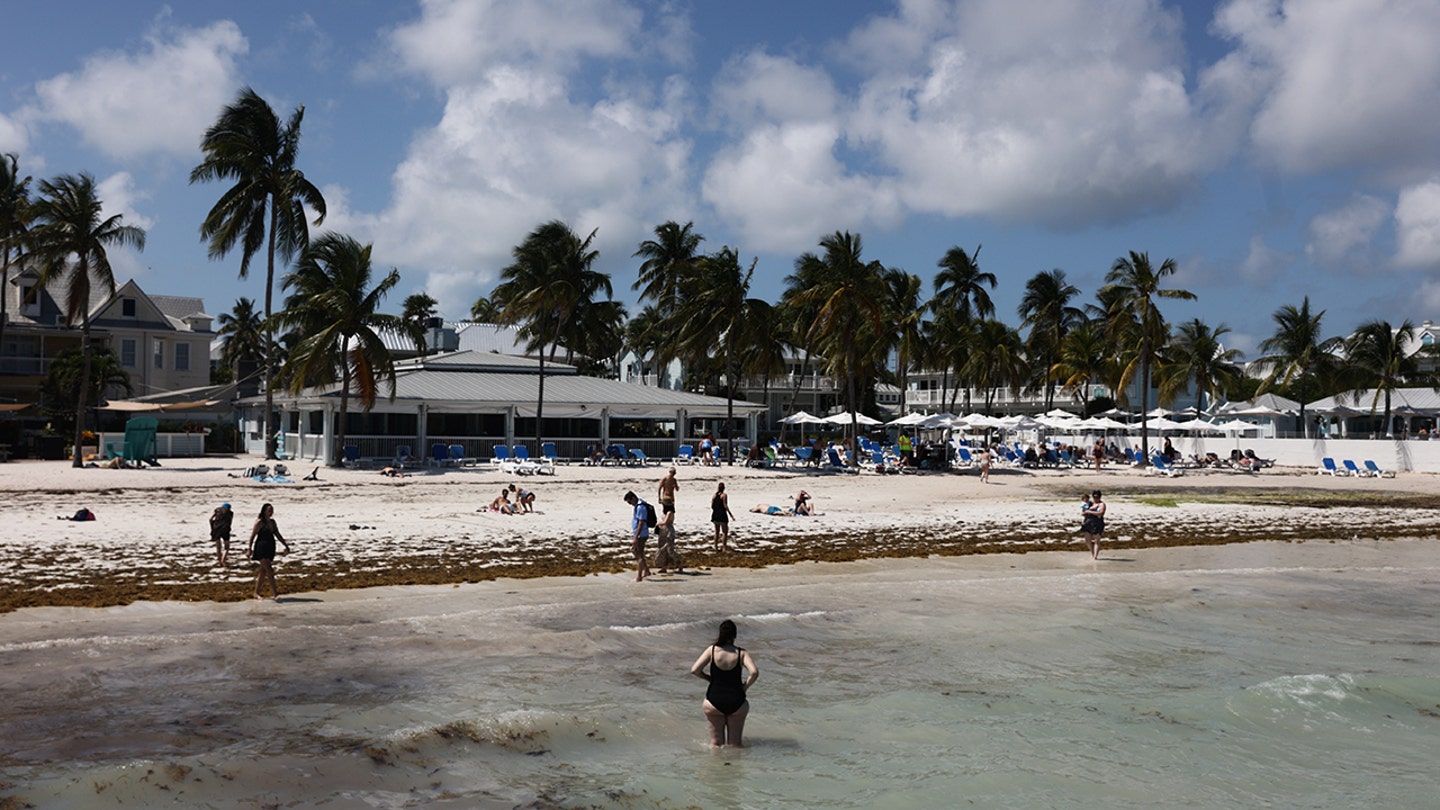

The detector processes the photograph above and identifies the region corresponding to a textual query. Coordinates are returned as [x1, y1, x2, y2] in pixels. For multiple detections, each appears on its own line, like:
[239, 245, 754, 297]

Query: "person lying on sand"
[378, 466, 409, 478]
[749, 504, 793, 516]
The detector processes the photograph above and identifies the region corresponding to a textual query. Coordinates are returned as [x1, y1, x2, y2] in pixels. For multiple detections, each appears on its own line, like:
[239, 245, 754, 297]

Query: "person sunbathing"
[488, 490, 517, 514]
[378, 466, 409, 478]
[749, 504, 793, 516]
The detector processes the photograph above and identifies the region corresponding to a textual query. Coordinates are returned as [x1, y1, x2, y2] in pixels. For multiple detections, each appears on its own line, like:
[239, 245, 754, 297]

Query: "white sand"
[1, 455, 1435, 611]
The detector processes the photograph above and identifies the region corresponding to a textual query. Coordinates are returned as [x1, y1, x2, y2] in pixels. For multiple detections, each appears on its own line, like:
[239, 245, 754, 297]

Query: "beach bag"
[642, 502, 658, 529]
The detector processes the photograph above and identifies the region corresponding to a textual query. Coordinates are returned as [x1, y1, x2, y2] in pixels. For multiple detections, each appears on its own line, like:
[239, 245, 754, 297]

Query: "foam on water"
[3, 543, 1439, 808]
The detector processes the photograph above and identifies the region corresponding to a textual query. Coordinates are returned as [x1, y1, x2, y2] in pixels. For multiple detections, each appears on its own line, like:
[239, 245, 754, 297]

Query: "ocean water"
[2, 539, 1438, 809]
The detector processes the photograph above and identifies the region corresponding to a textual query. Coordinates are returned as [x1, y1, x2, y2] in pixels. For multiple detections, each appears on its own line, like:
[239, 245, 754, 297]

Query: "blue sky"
[4, 0, 1440, 358]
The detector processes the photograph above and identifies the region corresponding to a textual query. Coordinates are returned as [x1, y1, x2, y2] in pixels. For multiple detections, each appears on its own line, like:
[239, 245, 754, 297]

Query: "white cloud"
[96, 172, 154, 231]
[386, 0, 643, 86]
[1393, 179, 1440, 269]
[840, 0, 1222, 227]
[28, 20, 247, 160]
[1305, 194, 1388, 268]
[353, 67, 692, 311]
[0, 112, 28, 156]
[1211, 0, 1440, 177]
[711, 51, 839, 128]
[1238, 234, 1292, 285]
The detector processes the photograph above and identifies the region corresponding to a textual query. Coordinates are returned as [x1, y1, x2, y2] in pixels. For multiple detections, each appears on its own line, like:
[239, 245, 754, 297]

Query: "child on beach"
[210, 503, 234, 566]
[508, 483, 535, 513]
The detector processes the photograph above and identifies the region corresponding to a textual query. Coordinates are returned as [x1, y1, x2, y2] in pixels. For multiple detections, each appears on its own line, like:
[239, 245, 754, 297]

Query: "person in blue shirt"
[623, 490, 652, 582]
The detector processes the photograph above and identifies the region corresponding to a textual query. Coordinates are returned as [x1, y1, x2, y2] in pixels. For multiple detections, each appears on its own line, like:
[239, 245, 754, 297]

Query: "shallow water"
[2, 540, 1438, 808]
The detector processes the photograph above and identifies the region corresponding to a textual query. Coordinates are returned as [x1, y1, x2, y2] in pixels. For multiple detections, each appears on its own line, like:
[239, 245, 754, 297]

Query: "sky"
[4, 0, 1440, 358]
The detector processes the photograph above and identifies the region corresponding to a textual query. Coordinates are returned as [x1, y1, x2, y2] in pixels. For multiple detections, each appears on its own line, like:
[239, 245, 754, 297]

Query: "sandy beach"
[1, 455, 1437, 613]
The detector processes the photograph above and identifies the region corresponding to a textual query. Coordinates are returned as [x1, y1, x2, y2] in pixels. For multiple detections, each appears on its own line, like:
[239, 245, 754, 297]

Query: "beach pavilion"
[238, 350, 768, 465]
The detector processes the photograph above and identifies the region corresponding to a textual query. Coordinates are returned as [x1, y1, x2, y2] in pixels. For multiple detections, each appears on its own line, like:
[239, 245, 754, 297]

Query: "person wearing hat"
[793, 489, 814, 516]
[623, 490, 652, 582]
[210, 502, 234, 566]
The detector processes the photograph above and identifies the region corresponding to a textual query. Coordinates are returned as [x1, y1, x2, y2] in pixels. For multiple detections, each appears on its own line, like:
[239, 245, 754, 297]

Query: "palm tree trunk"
[334, 358, 352, 466]
[0, 246, 10, 361]
[1139, 349, 1151, 465]
[263, 201, 279, 460]
[71, 318, 93, 468]
[536, 349, 547, 451]
[779, 349, 812, 445]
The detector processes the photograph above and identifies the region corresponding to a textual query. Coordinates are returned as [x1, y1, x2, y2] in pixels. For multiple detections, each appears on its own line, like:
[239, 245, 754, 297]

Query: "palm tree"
[1101, 251, 1195, 464]
[931, 245, 997, 414]
[1252, 297, 1341, 438]
[1051, 320, 1115, 414]
[1017, 268, 1082, 412]
[400, 292, 438, 354]
[216, 297, 266, 391]
[883, 268, 926, 416]
[191, 87, 327, 459]
[961, 319, 1027, 410]
[0, 153, 33, 356]
[30, 174, 146, 466]
[633, 220, 704, 373]
[561, 298, 627, 377]
[1156, 319, 1243, 412]
[675, 247, 775, 462]
[42, 347, 131, 430]
[469, 295, 500, 322]
[790, 231, 888, 445]
[275, 233, 405, 465]
[492, 220, 611, 450]
[1343, 320, 1437, 437]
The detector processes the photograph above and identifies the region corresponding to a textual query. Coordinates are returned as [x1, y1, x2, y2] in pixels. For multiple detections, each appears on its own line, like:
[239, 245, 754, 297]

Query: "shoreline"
[3, 456, 1438, 614]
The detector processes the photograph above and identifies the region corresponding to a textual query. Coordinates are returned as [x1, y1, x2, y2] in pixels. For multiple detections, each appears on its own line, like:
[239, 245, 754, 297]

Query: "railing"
[0, 357, 49, 375]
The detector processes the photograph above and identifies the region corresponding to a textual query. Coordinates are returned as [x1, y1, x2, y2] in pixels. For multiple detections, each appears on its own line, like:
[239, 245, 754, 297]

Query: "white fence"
[1046, 432, 1440, 473]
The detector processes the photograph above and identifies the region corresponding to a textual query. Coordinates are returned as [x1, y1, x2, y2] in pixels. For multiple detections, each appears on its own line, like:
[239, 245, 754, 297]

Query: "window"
[122, 298, 137, 318]
[120, 339, 137, 368]
[175, 342, 190, 371]
[153, 339, 164, 370]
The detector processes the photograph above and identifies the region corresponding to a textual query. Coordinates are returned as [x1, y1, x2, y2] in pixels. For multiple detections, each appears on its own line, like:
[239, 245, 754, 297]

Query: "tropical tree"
[0, 153, 33, 355]
[1156, 319, 1243, 412]
[190, 86, 327, 459]
[30, 174, 146, 466]
[492, 220, 611, 449]
[883, 268, 926, 416]
[275, 233, 405, 464]
[560, 297, 627, 376]
[789, 231, 888, 445]
[1051, 320, 1115, 414]
[1100, 251, 1194, 463]
[675, 247, 776, 462]
[400, 292, 438, 354]
[1343, 319, 1438, 436]
[1252, 297, 1341, 438]
[216, 297, 266, 390]
[1017, 268, 1082, 412]
[42, 347, 131, 431]
[633, 220, 704, 371]
[961, 319, 1028, 410]
[931, 245, 997, 414]
[469, 295, 500, 322]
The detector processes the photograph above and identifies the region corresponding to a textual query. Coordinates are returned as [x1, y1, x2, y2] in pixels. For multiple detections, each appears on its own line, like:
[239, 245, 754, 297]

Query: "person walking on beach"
[690, 619, 759, 748]
[1092, 440, 1104, 472]
[1080, 490, 1106, 560]
[624, 490, 653, 582]
[210, 502, 234, 567]
[979, 448, 992, 483]
[658, 466, 680, 521]
[654, 502, 685, 575]
[711, 482, 735, 551]
[246, 503, 291, 600]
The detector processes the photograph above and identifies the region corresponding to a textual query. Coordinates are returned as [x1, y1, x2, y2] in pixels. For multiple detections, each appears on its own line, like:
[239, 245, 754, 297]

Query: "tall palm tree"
[0, 153, 33, 356]
[275, 233, 405, 465]
[633, 220, 704, 372]
[561, 297, 627, 376]
[216, 297, 266, 391]
[961, 319, 1027, 410]
[790, 231, 888, 445]
[1252, 297, 1340, 438]
[42, 347, 131, 430]
[469, 295, 500, 322]
[1017, 268, 1082, 412]
[1051, 320, 1115, 414]
[931, 245, 997, 414]
[492, 220, 611, 449]
[191, 87, 327, 459]
[30, 173, 146, 467]
[1101, 251, 1195, 464]
[1343, 320, 1437, 437]
[400, 292, 438, 354]
[675, 247, 775, 462]
[883, 268, 926, 416]
[1156, 319, 1243, 412]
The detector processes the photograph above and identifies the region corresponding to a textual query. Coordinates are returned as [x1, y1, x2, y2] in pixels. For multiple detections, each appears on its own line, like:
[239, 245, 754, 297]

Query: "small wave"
[1229, 673, 1440, 734]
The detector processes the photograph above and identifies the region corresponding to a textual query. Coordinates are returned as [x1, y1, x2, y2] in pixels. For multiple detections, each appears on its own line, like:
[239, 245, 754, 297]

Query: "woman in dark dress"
[689, 619, 759, 748]
[1080, 490, 1106, 560]
[246, 503, 291, 600]
[710, 482, 735, 552]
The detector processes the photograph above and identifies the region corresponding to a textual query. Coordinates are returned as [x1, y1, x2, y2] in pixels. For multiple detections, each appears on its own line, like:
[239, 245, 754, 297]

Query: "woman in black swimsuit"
[246, 503, 291, 600]
[689, 619, 759, 748]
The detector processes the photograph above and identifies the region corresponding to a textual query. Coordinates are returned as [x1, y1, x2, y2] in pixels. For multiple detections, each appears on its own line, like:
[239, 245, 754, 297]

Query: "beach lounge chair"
[1148, 454, 1183, 477]
[342, 444, 363, 469]
[430, 443, 451, 467]
[675, 444, 696, 465]
[511, 445, 554, 474]
[1318, 457, 1344, 476]
[955, 447, 974, 467]
[630, 447, 660, 466]
[1363, 459, 1395, 478]
[826, 447, 859, 474]
[765, 446, 790, 468]
[449, 444, 473, 467]
[541, 442, 563, 466]
[492, 444, 517, 470]
[793, 446, 813, 465]
[1342, 459, 1366, 477]
[394, 445, 418, 469]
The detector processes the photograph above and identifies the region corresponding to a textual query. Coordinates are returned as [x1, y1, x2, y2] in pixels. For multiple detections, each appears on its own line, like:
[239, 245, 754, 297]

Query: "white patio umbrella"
[1080, 416, 1129, 430]
[1134, 416, 1189, 432]
[1227, 404, 1294, 418]
[1145, 407, 1177, 417]
[824, 411, 883, 426]
[1213, 419, 1260, 433]
[959, 413, 1001, 429]
[920, 413, 960, 429]
[779, 410, 824, 425]
[999, 415, 1041, 429]
[886, 412, 932, 426]
[1041, 408, 1079, 419]
[1097, 407, 1133, 418]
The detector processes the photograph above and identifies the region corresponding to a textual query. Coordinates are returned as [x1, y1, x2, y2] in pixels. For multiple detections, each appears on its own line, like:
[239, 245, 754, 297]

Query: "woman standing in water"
[247, 503, 291, 600]
[690, 619, 759, 748]
[1080, 489, 1106, 560]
